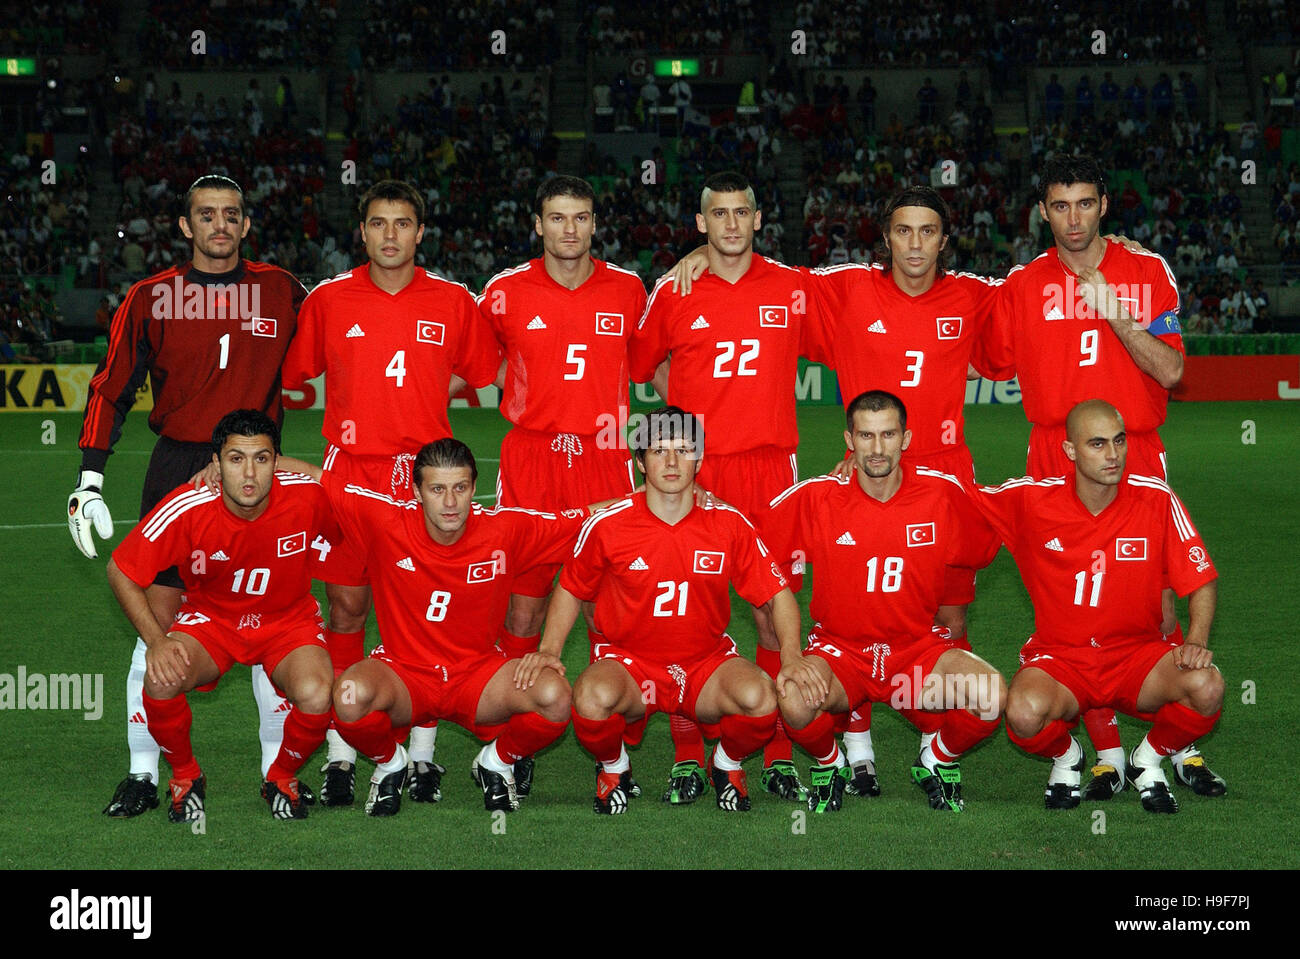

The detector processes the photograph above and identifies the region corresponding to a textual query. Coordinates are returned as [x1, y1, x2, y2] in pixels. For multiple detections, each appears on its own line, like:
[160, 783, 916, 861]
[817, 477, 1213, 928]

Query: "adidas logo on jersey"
[527, 315, 547, 330]
[835, 531, 856, 545]
[629, 556, 649, 570]
[1044, 306, 1066, 321]
[396, 557, 416, 571]
[1044, 537, 1064, 552]
[209, 550, 230, 561]
[346, 324, 365, 338]
[867, 320, 887, 334]
[691, 315, 709, 330]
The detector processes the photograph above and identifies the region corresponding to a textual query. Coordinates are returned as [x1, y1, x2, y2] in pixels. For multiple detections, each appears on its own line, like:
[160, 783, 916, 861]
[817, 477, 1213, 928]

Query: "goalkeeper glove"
[68, 470, 115, 559]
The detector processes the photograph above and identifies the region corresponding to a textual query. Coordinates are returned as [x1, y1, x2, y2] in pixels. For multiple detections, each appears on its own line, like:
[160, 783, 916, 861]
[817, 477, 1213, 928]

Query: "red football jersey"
[764, 468, 1000, 653]
[321, 471, 586, 667]
[112, 471, 338, 623]
[627, 255, 819, 455]
[972, 472, 1217, 648]
[79, 261, 305, 472]
[283, 265, 502, 455]
[561, 494, 788, 662]
[803, 263, 1001, 459]
[479, 258, 647, 433]
[983, 241, 1183, 432]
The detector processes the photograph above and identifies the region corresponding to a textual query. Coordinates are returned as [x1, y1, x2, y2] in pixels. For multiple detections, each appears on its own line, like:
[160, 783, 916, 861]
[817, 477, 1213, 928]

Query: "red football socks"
[333, 709, 398, 764]
[1006, 717, 1074, 759]
[669, 713, 706, 764]
[324, 628, 364, 678]
[143, 693, 200, 781]
[933, 708, 1000, 761]
[266, 707, 331, 781]
[499, 629, 539, 659]
[1146, 701, 1220, 756]
[572, 710, 627, 764]
[496, 712, 567, 764]
[720, 710, 778, 762]
[1082, 707, 1123, 752]
[786, 709, 836, 762]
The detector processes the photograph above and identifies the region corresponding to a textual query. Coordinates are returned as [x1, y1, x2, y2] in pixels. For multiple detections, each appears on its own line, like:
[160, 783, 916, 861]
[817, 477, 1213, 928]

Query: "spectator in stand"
[1044, 73, 1064, 123]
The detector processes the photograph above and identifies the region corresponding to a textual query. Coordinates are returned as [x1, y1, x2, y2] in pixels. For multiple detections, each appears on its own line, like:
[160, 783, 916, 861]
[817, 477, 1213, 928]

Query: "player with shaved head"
[972, 400, 1223, 813]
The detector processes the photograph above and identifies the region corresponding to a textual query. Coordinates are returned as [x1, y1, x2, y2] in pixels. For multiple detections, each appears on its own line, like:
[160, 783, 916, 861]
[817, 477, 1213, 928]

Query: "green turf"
[0, 401, 1296, 869]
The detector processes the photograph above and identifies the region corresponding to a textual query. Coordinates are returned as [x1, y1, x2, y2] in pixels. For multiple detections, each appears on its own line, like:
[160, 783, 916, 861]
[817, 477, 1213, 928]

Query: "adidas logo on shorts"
[691, 315, 709, 330]
[1044, 537, 1064, 552]
[345, 324, 365, 338]
[867, 320, 887, 334]
[527, 315, 547, 330]
[629, 556, 649, 570]
[396, 556, 416, 571]
[835, 531, 856, 545]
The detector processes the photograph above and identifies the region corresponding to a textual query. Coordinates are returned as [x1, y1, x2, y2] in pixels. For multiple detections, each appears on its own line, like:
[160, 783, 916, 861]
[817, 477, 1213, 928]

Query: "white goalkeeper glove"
[68, 470, 115, 559]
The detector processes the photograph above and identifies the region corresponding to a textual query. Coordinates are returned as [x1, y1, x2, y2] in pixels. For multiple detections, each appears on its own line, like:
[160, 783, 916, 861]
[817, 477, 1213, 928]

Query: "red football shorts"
[368, 644, 510, 740]
[694, 445, 798, 524]
[319, 444, 418, 587]
[496, 426, 635, 597]
[1027, 425, 1168, 481]
[1015, 633, 1181, 720]
[170, 605, 327, 694]
[590, 636, 740, 720]
[805, 630, 956, 712]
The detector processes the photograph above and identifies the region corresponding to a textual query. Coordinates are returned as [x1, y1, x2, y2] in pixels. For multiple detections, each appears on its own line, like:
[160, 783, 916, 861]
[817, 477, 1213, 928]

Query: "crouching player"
[106, 410, 338, 822]
[518, 406, 821, 814]
[286, 439, 593, 816]
[765, 391, 1006, 813]
[977, 400, 1222, 813]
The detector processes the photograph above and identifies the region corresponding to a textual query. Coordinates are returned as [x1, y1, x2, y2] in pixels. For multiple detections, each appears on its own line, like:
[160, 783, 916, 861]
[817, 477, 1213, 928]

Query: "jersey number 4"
[387, 350, 407, 387]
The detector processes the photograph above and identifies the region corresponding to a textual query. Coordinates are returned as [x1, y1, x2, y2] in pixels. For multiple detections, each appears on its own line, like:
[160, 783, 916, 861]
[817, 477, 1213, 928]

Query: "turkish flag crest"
[417, 320, 445, 345]
[935, 316, 962, 340]
[1115, 537, 1147, 561]
[905, 523, 936, 547]
[693, 550, 725, 574]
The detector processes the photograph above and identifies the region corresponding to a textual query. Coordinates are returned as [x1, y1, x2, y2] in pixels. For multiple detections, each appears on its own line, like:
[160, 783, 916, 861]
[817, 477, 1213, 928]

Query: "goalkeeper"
[69, 174, 308, 817]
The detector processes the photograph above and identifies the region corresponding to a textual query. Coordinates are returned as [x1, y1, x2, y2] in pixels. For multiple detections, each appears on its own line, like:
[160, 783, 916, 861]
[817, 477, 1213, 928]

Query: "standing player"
[283, 439, 592, 816]
[105, 411, 338, 821]
[70, 174, 307, 818]
[766, 391, 1005, 813]
[628, 171, 821, 805]
[976, 401, 1223, 813]
[478, 175, 645, 651]
[668, 187, 1005, 795]
[281, 180, 503, 807]
[519, 407, 821, 814]
[801, 186, 1003, 796]
[981, 154, 1224, 799]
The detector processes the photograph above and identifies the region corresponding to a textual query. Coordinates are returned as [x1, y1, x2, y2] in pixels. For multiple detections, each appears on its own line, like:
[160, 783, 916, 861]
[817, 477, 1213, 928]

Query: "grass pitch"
[0, 400, 1295, 871]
